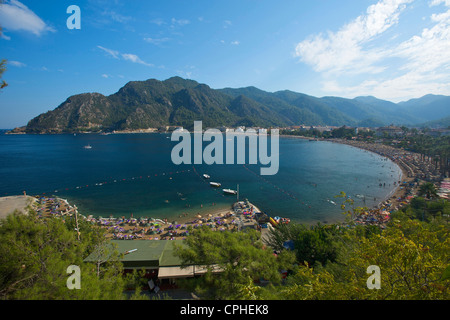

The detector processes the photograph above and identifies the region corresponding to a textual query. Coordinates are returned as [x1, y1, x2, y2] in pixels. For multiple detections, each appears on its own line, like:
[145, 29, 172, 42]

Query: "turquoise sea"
[0, 133, 402, 224]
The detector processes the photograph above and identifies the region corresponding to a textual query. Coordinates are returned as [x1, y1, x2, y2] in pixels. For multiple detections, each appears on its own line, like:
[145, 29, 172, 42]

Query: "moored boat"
[223, 188, 237, 195]
[210, 182, 221, 187]
[203, 174, 210, 179]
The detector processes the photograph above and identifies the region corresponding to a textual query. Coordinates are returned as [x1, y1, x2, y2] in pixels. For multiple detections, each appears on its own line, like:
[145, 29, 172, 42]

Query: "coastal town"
[2, 0, 450, 304]
[5, 124, 447, 238]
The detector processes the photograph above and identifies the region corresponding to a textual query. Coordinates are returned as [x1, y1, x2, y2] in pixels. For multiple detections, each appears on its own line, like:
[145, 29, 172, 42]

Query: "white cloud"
[323, 70, 450, 102]
[97, 45, 120, 59]
[97, 46, 153, 67]
[121, 53, 153, 66]
[143, 37, 170, 45]
[295, 0, 450, 101]
[171, 18, 190, 26]
[1, 33, 11, 40]
[295, 0, 412, 75]
[0, 0, 55, 36]
[231, 40, 240, 45]
[223, 20, 232, 28]
[150, 18, 165, 26]
[176, 65, 196, 79]
[8, 60, 26, 67]
[394, 9, 450, 74]
[102, 10, 132, 24]
[430, 0, 450, 6]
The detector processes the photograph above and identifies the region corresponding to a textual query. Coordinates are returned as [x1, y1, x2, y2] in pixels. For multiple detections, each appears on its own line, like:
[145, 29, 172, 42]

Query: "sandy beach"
[0, 195, 36, 220]
[17, 194, 260, 241]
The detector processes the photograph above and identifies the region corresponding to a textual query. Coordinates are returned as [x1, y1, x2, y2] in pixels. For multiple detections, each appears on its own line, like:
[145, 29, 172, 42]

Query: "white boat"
[223, 188, 237, 195]
[83, 144, 92, 149]
[203, 174, 210, 179]
[210, 182, 221, 187]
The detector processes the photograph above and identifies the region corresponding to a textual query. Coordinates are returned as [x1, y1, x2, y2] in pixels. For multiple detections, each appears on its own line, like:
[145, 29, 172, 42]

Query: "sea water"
[0, 133, 402, 224]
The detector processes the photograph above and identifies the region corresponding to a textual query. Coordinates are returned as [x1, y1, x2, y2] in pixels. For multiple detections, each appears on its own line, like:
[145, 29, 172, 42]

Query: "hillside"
[23, 77, 450, 133]
[397, 94, 450, 122]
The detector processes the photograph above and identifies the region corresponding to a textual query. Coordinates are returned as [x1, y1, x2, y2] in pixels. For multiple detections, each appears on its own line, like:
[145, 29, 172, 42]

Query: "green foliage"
[0, 211, 127, 299]
[396, 196, 449, 222]
[0, 59, 7, 90]
[335, 191, 369, 221]
[1, 197, 447, 300]
[418, 182, 439, 199]
[173, 226, 295, 299]
[265, 223, 339, 267]
[265, 207, 449, 300]
[293, 224, 338, 267]
[330, 126, 356, 139]
[249, 198, 449, 300]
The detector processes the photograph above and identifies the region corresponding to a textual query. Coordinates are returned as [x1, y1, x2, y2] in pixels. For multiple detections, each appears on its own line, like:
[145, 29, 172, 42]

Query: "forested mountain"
[23, 77, 450, 133]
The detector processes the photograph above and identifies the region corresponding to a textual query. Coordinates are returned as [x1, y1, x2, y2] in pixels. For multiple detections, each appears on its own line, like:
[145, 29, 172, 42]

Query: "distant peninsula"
[10, 76, 450, 134]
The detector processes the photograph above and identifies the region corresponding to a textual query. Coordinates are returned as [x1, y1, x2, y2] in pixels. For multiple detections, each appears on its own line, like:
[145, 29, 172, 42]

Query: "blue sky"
[1, 0, 450, 128]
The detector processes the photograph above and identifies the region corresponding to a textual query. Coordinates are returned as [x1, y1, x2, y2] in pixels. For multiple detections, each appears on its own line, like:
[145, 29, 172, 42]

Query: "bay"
[0, 133, 402, 224]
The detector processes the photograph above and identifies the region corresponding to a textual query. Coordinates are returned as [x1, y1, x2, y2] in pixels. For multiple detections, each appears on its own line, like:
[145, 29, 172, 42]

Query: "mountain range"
[22, 76, 450, 133]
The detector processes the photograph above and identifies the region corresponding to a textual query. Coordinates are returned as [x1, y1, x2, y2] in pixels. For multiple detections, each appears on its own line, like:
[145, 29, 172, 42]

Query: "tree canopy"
[0, 211, 128, 299]
[174, 226, 295, 299]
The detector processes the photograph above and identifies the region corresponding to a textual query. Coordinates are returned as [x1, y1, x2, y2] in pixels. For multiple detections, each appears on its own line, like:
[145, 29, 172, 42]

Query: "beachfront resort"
[28, 195, 269, 240]
[0, 136, 448, 300]
[9, 132, 449, 237]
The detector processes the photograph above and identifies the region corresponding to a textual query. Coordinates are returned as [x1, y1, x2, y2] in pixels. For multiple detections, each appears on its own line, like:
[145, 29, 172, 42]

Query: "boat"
[210, 182, 221, 187]
[83, 144, 92, 149]
[223, 188, 237, 195]
[203, 174, 210, 179]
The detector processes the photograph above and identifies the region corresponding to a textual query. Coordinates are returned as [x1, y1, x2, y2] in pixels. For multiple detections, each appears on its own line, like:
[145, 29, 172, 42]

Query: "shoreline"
[325, 138, 425, 212]
[1, 136, 435, 234]
[24, 195, 260, 241]
[280, 135, 408, 210]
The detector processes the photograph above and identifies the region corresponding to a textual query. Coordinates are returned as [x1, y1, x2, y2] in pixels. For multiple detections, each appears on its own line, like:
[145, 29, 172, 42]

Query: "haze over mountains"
[23, 77, 450, 133]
